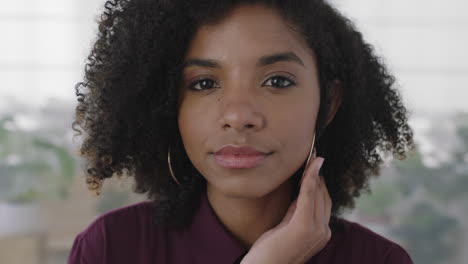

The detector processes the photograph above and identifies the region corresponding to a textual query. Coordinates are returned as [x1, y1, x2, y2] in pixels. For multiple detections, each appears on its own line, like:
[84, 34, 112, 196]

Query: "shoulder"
[346, 219, 412, 262]
[315, 217, 413, 264]
[80, 200, 154, 239]
[93, 200, 154, 228]
[67, 201, 155, 264]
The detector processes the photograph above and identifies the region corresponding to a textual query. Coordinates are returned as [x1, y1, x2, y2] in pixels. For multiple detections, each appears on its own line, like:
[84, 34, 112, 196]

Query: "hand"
[240, 156, 332, 264]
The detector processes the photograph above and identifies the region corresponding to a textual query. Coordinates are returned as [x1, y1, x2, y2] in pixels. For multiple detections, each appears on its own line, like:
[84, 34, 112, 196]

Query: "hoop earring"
[167, 147, 181, 185]
[301, 133, 317, 180]
[304, 133, 316, 169]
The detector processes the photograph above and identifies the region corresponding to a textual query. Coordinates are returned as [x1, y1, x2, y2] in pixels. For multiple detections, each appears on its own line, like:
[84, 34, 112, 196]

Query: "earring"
[167, 147, 181, 185]
[304, 133, 316, 170]
[301, 133, 317, 182]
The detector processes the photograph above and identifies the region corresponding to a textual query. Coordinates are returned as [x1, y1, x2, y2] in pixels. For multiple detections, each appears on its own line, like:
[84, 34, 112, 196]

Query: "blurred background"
[0, 0, 467, 263]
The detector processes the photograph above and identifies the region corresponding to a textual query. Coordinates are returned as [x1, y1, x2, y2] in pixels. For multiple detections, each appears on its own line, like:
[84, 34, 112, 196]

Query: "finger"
[299, 147, 317, 186]
[314, 173, 325, 226]
[279, 199, 297, 227]
[295, 157, 324, 223]
[321, 176, 332, 224]
[319, 227, 332, 249]
[299, 158, 316, 187]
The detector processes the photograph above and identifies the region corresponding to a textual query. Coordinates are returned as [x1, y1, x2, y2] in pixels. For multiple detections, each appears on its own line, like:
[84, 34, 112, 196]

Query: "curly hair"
[73, 0, 415, 229]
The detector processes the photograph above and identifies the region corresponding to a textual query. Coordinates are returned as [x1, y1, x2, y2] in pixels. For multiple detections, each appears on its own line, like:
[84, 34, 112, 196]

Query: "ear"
[325, 80, 343, 126]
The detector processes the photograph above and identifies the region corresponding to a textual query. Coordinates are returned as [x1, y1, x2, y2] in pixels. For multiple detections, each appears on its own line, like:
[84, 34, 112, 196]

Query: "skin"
[178, 4, 342, 262]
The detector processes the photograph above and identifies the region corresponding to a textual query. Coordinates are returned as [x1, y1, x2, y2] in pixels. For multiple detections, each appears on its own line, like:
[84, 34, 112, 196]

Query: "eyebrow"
[182, 51, 305, 69]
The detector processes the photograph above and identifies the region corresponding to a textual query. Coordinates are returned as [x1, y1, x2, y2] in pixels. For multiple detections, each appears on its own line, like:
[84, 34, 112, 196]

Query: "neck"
[206, 178, 295, 248]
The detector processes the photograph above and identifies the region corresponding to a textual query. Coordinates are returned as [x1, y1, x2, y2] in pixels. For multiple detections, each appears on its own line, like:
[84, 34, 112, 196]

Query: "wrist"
[240, 253, 304, 264]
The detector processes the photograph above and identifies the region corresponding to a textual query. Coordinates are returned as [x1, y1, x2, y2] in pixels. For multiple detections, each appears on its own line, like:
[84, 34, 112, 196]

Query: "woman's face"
[178, 4, 320, 198]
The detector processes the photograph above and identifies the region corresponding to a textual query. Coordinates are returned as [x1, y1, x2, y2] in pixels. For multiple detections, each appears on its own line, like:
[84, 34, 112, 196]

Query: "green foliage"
[354, 112, 468, 264]
[0, 115, 76, 203]
[7, 188, 42, 203]
[95, 187, 131, 214]
[355, 181, 399, 215]
[392, 203, 458, 264]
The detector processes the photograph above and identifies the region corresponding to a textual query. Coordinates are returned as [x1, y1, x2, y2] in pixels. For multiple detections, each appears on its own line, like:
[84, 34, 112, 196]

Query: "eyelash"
[187, 75, 297, 91]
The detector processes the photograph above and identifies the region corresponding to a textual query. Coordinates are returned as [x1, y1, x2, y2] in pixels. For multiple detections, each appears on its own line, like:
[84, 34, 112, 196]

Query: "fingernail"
[318, 158, 324, 170]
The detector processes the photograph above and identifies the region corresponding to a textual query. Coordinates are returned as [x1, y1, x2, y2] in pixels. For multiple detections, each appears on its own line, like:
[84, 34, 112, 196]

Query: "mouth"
[212, 153, 271, 169]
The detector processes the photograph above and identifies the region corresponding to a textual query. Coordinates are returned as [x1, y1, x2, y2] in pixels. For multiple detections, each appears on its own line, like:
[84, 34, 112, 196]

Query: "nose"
[218, 87, 265, 132]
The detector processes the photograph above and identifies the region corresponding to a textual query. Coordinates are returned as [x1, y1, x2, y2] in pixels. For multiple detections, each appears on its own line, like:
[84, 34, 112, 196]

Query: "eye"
[188, 78, 219, 91]
[263, 75, 296, 89]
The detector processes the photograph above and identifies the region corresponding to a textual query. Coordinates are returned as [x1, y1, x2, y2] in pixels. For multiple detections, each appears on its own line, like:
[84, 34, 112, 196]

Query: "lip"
[214, 145, 269, 155]
[213, 145, 271, 169]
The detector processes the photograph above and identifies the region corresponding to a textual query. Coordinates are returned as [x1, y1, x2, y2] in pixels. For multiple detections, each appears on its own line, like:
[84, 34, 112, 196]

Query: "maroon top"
[68, 188, 413, 264]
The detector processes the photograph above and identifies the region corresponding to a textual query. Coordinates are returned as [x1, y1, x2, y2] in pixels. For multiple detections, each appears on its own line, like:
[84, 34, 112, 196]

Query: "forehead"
[184, 4, 314, 65]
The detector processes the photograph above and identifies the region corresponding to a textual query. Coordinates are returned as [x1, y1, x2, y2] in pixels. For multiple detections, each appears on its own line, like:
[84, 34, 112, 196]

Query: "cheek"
[179, 112, 196, 148]
[277, 99, 316, 139]
[178, 102, 210, 160]
[273, 103, 317, 166]
[288, 115, 315, 149]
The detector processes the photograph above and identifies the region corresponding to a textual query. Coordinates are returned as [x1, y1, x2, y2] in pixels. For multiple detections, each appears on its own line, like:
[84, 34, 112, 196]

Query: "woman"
[69, 0, 415, 263]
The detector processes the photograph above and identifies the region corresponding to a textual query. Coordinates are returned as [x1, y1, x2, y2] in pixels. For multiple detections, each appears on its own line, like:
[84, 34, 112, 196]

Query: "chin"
[209, 178, 281, 199]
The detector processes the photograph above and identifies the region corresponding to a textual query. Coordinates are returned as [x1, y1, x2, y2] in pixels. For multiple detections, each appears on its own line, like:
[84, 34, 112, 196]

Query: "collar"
[187, 186, 249, 263]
